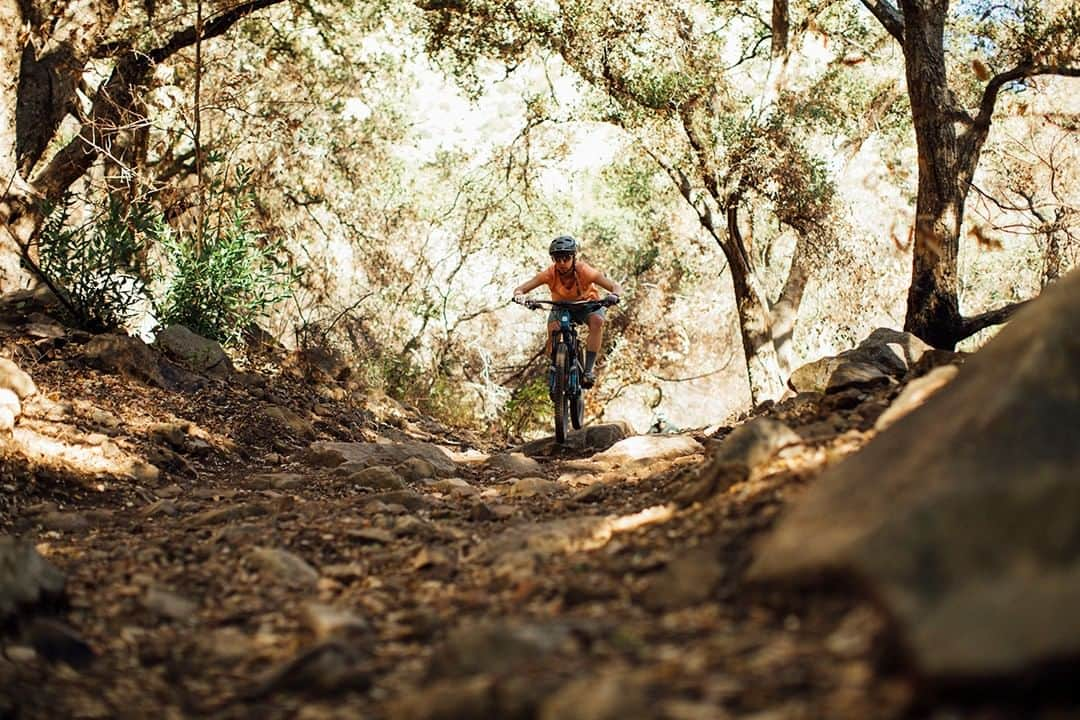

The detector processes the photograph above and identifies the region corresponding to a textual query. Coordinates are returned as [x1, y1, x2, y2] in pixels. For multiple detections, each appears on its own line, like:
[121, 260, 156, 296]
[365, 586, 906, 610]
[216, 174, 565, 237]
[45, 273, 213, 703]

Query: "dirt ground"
[0, 312, 1066, 720]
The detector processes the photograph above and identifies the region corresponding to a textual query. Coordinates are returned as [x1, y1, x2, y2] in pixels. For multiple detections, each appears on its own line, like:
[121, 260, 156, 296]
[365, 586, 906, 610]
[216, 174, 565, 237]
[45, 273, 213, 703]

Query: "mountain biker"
[513, 235, 623, 388]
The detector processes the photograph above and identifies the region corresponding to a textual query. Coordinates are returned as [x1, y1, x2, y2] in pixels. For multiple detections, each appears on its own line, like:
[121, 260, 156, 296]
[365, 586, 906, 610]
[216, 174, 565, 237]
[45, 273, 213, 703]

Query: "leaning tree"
[859, 0, 1080, 348]
[0, 0, 286, 282]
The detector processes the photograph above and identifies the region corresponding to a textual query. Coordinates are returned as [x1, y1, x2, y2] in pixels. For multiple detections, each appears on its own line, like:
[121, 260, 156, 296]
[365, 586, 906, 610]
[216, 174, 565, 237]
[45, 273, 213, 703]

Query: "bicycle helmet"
[549, 235, 578, 256]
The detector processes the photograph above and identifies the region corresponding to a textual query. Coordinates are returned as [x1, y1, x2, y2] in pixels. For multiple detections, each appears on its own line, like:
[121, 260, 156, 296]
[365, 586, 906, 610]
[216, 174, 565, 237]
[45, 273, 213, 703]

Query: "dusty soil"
[0, 315, 1064, 719]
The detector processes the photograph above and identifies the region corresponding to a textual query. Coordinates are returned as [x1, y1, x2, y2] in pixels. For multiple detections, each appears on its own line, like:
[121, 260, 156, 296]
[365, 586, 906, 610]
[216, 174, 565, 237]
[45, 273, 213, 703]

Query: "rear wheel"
[553, 343, 570, 443]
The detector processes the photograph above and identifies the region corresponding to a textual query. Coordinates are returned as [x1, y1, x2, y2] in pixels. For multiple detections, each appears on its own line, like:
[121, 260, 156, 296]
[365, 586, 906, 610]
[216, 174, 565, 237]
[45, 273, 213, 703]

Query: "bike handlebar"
[513, 297, 618, 311]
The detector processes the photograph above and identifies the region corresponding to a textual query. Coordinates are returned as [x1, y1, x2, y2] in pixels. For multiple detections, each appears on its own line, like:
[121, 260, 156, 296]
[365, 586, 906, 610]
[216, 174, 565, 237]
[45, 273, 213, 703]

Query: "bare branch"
[858, 0, 904, 43]
[976, 64, 1080, 128]
[34, 0, 286, 202]
[957, 299, 1031, 340]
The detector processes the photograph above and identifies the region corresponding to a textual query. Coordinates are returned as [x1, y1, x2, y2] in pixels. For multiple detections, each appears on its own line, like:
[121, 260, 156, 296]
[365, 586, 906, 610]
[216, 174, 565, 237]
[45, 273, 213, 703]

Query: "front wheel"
[553, 343, 571, 443]
[570, 391, 583, 430]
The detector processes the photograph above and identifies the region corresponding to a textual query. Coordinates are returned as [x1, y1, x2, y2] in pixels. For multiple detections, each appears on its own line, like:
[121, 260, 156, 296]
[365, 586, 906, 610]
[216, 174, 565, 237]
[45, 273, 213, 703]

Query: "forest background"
[1, 0, 1077, 440]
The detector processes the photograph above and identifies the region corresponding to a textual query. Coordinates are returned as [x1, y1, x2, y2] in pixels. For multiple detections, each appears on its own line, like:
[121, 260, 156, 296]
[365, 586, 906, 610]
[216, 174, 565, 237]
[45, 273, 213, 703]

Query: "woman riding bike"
[512, 235, 623, 388]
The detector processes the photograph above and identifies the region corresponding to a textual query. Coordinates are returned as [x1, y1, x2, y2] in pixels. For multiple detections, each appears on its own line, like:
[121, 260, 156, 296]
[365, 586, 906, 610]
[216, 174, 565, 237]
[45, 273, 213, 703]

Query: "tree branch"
[957, 299, 1031, 340]
[976, 64, 1080, 128]
[34, 0, 285, 203]
[858, 0, 904, 44]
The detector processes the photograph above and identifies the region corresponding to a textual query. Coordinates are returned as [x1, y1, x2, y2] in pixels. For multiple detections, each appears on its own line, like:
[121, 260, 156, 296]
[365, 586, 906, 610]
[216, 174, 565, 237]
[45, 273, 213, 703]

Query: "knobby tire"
[570, 342, 584, 430]
[553, 343, 570, 443]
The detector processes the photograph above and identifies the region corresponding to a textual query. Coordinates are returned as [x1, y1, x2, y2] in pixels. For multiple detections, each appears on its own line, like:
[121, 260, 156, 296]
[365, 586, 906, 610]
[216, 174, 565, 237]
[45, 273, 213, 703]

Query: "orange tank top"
[540, 260, 602, 302]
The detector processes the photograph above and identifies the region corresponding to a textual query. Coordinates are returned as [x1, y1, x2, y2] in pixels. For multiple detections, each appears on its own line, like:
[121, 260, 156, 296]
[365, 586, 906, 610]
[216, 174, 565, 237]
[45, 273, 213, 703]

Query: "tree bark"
[897, 0, 967, 349]
[725, 205, 786, 403]
[770, 231, 811, 377]
[1, 0, 286, 265]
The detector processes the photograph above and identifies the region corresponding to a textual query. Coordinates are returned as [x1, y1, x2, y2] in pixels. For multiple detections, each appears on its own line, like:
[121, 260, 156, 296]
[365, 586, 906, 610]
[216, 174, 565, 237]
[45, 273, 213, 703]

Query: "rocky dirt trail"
[0, 285, 1075, 719]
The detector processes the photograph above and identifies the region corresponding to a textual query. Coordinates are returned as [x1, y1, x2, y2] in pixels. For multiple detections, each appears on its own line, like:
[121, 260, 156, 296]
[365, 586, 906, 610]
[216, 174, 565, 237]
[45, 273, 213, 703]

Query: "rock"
[243, 640, 371, 698]
[0, 407, 14, 432]
[262, 404, 316, 440]
[0, 537, 66, 621]
[348, 466, 406, 491]
[249, 547, 320, 585]
[303, 441, 457, 477]
[750, 268, 1080, 680]
[427, 620, 576, 679]
[540, 669, 651, 720]
[20, 617, 95, 667]
[517, 422, 634, 457]
[155, 325, 234, 377]
[676, 417, 801, 503]
[787, 356, 843, 394]
[386, 676, 496, 720]
[788, 328, 931, 393]
[186, 503, 268, 526]
[0, 388, 21, 418]
[143, 587, 198, 621]
[84, 334, 167, 387]
[149, 422, 188, 449]
[473, 516, 613, 562]
[367, 490, 431, 512]
[592, 434, 703, 466]
[507, 477, 558, 497]
[0, 357, 37, 399]
[39, 511, 90, 533]
[874, 364, 959, 431]
[583, 422, 635, 451]
[245, 472, 307, 490]
[485, 452, 543, 477]
[428, 478, 478, 497]
[345, 527, 395, 545]
[639, 545, 725, 611]
[396, 457, 437, 482]
[300, 602, 370, 641]
[825, 361, 893, 393]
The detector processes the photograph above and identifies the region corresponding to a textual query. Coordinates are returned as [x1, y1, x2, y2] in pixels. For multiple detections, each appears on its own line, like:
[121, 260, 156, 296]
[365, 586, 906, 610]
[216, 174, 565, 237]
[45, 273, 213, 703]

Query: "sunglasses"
[552, 252, 574, 262]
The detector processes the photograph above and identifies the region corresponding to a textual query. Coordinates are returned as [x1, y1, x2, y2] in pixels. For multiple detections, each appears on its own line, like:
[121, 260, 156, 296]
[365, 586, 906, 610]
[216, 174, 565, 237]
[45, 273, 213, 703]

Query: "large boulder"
[750, 269, 1080, 680]
[788, 327, 932, 393]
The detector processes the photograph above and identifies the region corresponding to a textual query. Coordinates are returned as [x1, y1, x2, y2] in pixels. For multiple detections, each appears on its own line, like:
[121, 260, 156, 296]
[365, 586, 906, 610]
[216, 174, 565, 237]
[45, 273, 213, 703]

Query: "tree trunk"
[770, 231, 811, 377]
[899, 0, 966, 349]
[725, 205, 786, 404]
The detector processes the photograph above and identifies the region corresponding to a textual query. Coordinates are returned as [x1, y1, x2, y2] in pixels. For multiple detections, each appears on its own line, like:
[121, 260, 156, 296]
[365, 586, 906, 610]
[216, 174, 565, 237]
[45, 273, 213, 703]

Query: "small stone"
[396, 457, 437, 482]
[249, 547, 320, 585]
[300, 602, 370, 641]
[39, 512, 90, 533]
[508, 477, 558, 497]
[429, 478, 477, 497]
[346, 527, 395, 545]
[349, 466, 405, 491]
[144, 587, 198, 621]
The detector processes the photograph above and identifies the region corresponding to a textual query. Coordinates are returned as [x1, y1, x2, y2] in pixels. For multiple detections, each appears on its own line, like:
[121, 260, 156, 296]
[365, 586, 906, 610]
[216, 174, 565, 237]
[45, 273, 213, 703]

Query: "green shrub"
[37, 196, 163, 333]
[499, 374, 551, 439]
[156, 174, 297, 347]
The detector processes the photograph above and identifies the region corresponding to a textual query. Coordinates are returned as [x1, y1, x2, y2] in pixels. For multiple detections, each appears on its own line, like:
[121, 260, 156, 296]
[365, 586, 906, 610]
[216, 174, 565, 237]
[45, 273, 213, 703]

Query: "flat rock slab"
[304, 440, 457, 477]
[750, 268, 1080, 680]
[591, 434, 703, 467]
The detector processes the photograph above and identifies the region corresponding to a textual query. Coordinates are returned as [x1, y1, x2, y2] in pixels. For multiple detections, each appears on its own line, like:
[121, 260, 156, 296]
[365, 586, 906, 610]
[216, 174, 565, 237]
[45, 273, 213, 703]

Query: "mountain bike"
[514, 297, 616, 444]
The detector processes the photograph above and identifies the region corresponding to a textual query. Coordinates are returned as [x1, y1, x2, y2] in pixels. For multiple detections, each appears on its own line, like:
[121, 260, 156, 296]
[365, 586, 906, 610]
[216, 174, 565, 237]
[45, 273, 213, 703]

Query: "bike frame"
[515, 298, 611, 443]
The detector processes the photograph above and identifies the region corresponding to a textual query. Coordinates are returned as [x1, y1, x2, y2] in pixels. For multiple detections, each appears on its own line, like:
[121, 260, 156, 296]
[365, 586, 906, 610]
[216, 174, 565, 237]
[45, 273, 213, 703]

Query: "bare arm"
[513, 271, 549, 297]
[594, 272, 624, 297]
